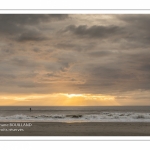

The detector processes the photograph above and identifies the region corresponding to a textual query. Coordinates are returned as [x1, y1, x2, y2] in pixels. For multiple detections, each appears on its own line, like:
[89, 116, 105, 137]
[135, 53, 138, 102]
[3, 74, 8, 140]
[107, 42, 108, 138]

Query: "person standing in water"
[30, 108, 31, 111]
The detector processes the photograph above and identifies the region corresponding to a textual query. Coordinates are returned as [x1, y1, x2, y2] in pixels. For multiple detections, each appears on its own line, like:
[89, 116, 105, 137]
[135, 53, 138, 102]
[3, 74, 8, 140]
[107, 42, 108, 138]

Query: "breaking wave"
[1, 112, 150, 122]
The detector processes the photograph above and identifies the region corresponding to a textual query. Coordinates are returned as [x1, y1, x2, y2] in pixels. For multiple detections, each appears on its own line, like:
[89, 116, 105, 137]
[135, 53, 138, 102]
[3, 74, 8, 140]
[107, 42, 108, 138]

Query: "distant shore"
[0, 122, 150, 136]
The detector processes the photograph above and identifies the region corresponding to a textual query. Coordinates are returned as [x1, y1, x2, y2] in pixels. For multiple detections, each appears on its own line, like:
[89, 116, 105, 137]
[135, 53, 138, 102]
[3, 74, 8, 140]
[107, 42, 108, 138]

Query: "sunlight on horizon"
[0, 93, 119, 106]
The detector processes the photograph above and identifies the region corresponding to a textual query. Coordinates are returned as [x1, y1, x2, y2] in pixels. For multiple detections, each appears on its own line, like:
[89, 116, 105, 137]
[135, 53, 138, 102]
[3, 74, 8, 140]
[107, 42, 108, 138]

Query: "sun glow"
[65, 94, 84, 98]
[0, 93, 120, 106]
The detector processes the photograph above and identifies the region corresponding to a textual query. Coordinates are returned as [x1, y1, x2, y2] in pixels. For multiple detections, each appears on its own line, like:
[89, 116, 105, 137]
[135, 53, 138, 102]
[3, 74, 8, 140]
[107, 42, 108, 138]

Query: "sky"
[0, 14, 150, 106]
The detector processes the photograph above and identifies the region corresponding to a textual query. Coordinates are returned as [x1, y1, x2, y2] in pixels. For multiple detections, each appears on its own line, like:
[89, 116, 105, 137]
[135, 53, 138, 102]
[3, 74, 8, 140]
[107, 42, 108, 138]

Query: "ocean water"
[0, 106, 150, 122]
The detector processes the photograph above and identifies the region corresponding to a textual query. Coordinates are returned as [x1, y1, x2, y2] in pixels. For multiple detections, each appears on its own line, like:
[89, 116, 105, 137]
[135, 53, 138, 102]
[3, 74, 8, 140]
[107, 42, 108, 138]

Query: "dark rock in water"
[136, 115, 144, 119]
[40, 115, 49, 118]
[53, 116, 63, 118]
[66, 115, 82, 118]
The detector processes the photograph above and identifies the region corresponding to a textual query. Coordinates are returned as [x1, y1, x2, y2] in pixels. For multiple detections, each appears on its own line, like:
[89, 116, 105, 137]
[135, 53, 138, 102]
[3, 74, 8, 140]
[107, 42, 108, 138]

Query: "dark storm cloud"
[63, 15, 150, 52]
[17, 82, 48, 88]
[0, 14, 68, 24]
[125, 52, 150, 75]
[56, 42, 96, 52]
[9, 56, 40, 69]
[0, 47, 15, 56]
[117, 14, 150, 28]
[88, 50, 113, 57]
[0, 73, 16, 81]
[16, 30, 48, 42]
[0, 14, 68, 43]
[65, 25, 123, 38]
[32, 47, 41, 53]
[76, 50, 150, 94]
[140, 64, 150, 72]
[114, 15, 150, 47]
[1, 14, 150, 103]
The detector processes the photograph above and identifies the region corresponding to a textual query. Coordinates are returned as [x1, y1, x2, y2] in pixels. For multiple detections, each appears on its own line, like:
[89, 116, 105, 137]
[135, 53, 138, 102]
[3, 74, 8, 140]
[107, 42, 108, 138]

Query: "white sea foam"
[1, 112, 150, 122]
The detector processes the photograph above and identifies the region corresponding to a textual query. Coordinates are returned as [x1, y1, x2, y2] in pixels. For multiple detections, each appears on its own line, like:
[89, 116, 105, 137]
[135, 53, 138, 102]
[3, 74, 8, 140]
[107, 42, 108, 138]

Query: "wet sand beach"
[0, 122, 150, 136]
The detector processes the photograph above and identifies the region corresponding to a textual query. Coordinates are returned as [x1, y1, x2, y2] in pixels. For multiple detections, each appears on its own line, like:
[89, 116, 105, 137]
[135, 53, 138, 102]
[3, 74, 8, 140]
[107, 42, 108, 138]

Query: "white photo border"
[0, 9, 150, 140]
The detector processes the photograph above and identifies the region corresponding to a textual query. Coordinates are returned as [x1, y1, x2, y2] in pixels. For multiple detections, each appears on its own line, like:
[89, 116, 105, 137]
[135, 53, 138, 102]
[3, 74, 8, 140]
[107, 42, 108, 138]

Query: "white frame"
[0, 9, 150, 141]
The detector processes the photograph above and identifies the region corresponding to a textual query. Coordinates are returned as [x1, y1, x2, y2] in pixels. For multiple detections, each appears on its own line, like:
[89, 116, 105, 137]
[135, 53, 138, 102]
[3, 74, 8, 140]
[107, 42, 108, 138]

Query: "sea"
[0, 106, 150, 122]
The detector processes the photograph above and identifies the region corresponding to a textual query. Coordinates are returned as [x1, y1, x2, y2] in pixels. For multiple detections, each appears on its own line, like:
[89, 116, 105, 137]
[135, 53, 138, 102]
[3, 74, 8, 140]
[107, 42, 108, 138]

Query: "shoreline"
[0, 122, 150, 136]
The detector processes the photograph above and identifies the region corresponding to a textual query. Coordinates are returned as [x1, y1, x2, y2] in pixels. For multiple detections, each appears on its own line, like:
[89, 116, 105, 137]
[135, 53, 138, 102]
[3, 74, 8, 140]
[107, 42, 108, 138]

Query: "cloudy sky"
[0, 14, 150, 106]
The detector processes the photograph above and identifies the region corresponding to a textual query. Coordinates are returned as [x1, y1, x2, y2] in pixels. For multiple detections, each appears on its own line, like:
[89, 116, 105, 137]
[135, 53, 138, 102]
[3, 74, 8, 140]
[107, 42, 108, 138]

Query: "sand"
[0, 122, 150, 136]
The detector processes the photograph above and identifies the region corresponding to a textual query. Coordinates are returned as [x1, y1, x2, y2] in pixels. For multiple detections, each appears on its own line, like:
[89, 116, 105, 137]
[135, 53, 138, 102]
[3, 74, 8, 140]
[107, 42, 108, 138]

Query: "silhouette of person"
[30, 108, 31, 111]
